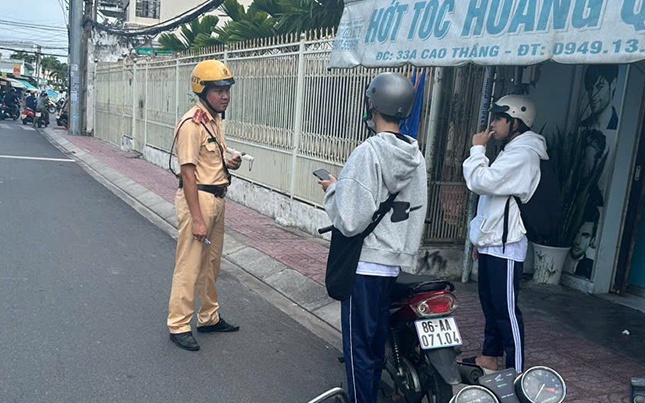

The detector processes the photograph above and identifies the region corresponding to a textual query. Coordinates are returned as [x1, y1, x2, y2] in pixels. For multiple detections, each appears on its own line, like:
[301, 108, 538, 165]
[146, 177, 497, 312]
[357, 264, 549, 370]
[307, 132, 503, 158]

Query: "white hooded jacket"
[463, 131, 548, 248]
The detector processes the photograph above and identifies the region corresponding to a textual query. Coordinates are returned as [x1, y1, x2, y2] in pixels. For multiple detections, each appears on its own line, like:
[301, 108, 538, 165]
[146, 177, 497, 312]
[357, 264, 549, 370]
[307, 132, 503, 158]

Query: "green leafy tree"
[10, 51, 36, 64]
[48, 63, 68, 87]
[255, 0, 343, 33]
[217, 0, 342, 42]
[9, 51, 36, 71]
[158, 0, 344, 50]
[37, 56, 68, 87]
[159, 15, 222, 51]
[214, 0, 279, 43]
[41, 56, 63, 72]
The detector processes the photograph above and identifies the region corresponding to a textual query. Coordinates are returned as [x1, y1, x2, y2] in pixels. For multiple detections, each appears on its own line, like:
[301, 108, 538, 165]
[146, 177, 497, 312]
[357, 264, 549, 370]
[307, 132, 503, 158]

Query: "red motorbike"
[384, 272, 464, 403]
[318, 219, 469, 402]
[21, 107, 35, 125]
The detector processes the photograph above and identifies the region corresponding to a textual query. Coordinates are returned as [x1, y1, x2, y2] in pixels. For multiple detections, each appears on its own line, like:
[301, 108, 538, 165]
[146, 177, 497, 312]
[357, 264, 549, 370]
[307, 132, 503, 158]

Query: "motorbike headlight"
[411, 292, 457, 318]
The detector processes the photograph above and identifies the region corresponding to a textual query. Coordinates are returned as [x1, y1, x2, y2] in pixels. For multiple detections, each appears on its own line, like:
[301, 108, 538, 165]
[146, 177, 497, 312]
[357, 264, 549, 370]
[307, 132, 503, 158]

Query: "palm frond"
[158, 33, 189, 51]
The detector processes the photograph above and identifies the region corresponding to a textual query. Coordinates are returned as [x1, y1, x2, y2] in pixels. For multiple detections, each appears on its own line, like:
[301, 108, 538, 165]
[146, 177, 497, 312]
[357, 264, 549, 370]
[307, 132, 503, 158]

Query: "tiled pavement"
[44, 127, 645, 402]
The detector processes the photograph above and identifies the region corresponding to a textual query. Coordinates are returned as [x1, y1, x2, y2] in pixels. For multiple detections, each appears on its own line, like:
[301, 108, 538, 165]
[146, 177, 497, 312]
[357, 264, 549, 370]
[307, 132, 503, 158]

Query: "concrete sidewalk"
[42, 127, 645, 402]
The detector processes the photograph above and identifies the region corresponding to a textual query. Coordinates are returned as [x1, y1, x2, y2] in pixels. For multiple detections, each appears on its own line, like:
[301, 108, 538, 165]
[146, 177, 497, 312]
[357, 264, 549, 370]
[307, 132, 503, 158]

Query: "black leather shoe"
[169, 331, 200, 351]
[197, 318, 240, 333]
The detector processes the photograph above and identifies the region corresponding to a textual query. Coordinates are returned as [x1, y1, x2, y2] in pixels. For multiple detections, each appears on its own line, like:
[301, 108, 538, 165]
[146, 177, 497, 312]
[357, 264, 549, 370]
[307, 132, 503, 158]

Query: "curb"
[40, 128, 343, 351]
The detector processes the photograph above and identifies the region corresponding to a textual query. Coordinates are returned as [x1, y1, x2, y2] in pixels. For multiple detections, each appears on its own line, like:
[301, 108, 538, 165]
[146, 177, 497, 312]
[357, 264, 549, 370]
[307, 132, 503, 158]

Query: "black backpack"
[503, 159, 562, 246]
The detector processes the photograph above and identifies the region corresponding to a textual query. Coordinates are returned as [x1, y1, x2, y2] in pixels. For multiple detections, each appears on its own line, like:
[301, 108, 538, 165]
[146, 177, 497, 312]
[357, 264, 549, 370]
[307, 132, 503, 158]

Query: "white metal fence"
[94, 31, 483, 243]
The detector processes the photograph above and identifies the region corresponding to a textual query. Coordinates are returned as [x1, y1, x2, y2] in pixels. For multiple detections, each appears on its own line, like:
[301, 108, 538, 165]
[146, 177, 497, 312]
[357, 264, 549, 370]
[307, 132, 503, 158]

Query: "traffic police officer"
[168, 60, 242, 351]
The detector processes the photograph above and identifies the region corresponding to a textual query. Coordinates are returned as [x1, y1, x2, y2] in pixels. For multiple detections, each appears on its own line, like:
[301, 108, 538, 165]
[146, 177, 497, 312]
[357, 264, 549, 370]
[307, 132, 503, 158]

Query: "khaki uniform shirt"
[175, 101, 229, 187]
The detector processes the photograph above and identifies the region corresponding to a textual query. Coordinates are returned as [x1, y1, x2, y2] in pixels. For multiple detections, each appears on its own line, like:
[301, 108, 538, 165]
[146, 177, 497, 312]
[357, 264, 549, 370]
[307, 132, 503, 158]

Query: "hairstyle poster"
[563, 64, 627, 279]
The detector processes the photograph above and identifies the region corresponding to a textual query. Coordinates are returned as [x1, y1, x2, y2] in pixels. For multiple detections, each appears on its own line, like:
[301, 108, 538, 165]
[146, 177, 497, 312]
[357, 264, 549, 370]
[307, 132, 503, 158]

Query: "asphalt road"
[0, 119, 345, 403]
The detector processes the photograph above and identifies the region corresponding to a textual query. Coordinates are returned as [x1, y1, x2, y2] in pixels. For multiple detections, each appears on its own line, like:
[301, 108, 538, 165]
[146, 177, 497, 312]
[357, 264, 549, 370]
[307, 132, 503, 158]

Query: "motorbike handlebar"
[318, 225, 333, 234]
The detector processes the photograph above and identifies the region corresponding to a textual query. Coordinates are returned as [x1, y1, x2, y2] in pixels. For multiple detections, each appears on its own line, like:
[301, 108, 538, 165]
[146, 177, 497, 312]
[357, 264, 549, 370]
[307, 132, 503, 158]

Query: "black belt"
[178, 178, 227, 198]
[198, 184, 227, 197]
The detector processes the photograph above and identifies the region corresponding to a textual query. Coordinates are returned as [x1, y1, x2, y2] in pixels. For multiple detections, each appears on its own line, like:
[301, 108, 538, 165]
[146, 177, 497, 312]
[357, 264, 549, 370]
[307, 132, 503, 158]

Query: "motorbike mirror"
[306, 387, 350, 403]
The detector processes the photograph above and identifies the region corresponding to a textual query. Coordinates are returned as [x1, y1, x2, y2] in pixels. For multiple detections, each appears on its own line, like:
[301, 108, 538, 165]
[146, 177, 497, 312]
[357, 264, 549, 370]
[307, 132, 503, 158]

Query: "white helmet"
[491, 95, 536, 128]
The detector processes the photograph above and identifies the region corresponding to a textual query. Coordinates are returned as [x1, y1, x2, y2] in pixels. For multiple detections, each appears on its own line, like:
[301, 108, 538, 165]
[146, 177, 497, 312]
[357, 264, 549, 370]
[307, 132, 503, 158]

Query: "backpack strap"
[361, 192, 399, 238]
[502, 196, 524, 253]
[502, 196, 511, 253]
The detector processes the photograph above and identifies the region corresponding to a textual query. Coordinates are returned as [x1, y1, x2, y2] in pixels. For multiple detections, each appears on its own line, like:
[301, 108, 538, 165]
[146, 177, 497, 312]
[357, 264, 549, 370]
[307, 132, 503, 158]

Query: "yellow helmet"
[191, 60, 235, 95]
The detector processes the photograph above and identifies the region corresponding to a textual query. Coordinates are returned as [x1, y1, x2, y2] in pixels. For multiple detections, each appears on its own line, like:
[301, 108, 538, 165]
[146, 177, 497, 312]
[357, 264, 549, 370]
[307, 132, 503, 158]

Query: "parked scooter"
[21, 107, 35, 125]
[56, 97, 66, 113]
[317, 221, 464, 403]
[384, 272, 463, 403]
[56, 109, 68, 129]
[451, 366, 566, 403]
[48, 98, 58, 114]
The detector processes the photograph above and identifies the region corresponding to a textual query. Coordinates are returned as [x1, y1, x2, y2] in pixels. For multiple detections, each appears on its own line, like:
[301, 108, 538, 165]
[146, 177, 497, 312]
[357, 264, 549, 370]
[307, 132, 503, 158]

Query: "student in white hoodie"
[462, 95, 547, 374]
[319, 72, 428, 403]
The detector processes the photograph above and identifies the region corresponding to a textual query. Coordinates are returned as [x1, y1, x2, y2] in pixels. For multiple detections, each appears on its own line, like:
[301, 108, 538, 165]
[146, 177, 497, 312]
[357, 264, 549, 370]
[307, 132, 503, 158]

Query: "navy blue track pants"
[477, 253, 524, 373]
[341, 274, 396, 403]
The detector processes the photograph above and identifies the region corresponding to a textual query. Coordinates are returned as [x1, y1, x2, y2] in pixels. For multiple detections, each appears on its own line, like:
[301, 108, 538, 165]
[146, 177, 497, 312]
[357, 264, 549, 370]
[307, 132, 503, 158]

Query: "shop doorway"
[615, 105, 645, 295]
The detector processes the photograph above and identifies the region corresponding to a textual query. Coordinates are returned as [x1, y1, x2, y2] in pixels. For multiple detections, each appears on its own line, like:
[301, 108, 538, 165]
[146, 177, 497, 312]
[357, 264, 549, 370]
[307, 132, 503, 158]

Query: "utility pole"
[82, 0, 93, 135]
[35, 45, 42, 84]
[69, 0, 83, 135]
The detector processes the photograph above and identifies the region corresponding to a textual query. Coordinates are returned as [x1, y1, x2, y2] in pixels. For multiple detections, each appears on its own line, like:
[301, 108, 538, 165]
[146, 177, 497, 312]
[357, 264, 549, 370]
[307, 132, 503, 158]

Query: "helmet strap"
[362, 97, 376, 135]
[198, 91, 225, 116]
[502, 120, 522, 146]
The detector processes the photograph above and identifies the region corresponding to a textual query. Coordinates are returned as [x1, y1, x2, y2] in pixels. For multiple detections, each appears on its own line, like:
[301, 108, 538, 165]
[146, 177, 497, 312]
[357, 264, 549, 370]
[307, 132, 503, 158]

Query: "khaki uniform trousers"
[168, 189, 225, 334]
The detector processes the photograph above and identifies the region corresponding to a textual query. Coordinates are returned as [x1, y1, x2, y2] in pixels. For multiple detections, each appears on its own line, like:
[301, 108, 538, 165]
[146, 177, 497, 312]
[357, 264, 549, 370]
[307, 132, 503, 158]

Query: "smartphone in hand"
[313, 169, 331, 181]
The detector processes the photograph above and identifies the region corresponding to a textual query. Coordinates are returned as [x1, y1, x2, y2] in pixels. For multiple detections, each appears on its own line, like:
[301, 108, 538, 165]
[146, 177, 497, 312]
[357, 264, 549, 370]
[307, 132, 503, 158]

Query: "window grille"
[135, 0, 160, 19]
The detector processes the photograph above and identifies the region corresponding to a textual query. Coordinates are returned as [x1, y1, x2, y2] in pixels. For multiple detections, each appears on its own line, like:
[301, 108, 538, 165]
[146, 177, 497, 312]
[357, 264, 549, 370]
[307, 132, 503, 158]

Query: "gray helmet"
[365, 72, 415, 119]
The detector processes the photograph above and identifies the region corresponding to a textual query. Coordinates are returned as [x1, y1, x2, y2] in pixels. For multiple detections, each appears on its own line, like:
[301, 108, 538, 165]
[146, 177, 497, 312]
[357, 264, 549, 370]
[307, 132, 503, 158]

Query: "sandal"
[459, 356, 497, 375]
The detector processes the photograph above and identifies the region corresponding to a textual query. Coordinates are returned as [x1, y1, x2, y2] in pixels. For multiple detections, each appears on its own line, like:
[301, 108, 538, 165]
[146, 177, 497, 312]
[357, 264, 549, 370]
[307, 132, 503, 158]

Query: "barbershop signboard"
[329, 0, 645, 67]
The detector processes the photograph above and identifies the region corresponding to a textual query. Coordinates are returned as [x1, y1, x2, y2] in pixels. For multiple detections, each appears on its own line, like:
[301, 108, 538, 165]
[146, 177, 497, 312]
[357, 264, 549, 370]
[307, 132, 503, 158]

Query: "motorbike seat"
[393, 272, 454, 299]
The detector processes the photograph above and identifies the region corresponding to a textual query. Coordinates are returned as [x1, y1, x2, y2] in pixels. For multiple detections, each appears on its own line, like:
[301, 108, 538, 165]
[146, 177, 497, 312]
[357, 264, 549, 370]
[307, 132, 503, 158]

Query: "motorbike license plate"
[414, 317, 462, 349]
[35, 112, 42, 117]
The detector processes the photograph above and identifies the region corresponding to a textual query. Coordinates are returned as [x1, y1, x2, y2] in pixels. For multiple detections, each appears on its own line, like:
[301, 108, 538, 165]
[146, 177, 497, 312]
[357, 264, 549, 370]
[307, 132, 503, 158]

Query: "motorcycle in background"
[1, 103, 19, 120]
[56, 109, 68, 129]
[9, 103, 20, 120]
[33, 110, 49, 128]
[21, 108, 35, 125]
[48, 98, 58, 114]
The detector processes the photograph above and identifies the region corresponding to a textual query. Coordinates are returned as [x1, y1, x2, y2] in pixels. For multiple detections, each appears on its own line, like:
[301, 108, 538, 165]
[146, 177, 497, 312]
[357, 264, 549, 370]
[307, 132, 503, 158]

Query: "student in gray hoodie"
[462, 95, 548, 374]
[319, 72, 427, 403]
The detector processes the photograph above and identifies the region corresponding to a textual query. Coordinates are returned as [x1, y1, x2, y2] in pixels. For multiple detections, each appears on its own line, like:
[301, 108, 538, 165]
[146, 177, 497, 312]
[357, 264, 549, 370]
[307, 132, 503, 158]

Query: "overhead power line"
[86, 0, 224, 37]
[0, 40, 68, 51]
[0, 46, 68, 58]
[0, 19, 67, 32]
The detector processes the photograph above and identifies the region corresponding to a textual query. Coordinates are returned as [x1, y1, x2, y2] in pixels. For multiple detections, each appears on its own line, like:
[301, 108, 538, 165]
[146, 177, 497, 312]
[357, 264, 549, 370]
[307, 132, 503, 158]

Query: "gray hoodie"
[463, 131, 548, 247]
[324, 132, 428, 271]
